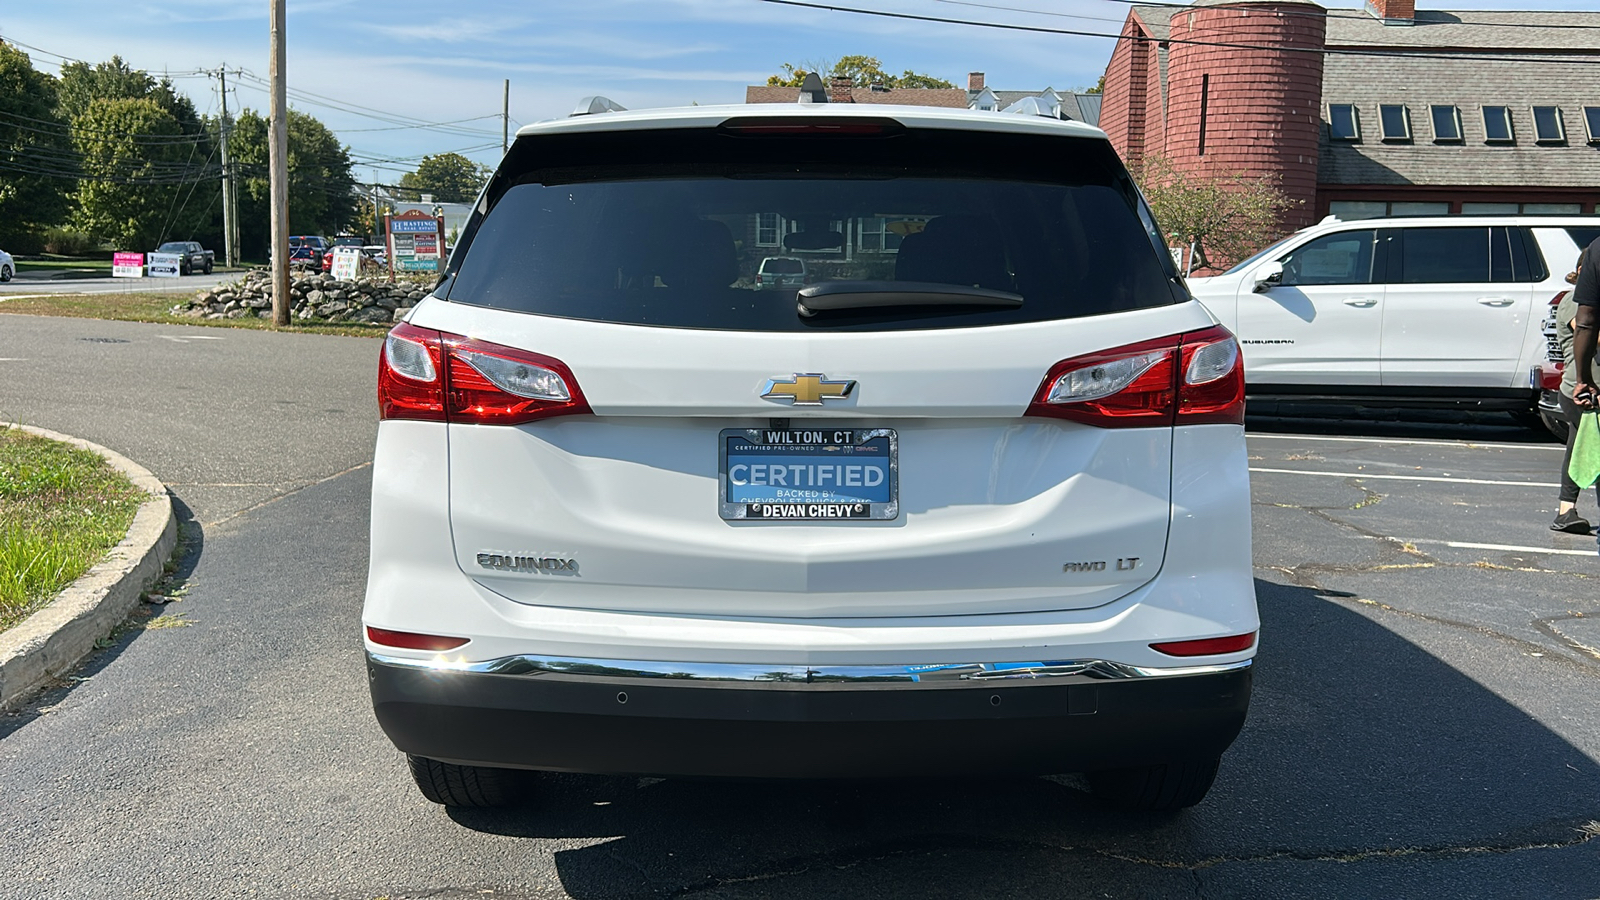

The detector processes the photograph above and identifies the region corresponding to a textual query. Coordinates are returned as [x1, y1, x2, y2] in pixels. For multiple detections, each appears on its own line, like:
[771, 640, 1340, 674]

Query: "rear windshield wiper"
[796, 281, 1024, 317]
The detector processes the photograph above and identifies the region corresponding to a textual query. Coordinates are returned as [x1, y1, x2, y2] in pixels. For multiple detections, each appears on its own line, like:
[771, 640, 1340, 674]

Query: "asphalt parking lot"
[1, 314, 1597, 899]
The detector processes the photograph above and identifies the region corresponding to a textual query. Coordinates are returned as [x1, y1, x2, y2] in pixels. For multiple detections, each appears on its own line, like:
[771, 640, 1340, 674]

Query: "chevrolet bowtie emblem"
[761, 373, 856, 406]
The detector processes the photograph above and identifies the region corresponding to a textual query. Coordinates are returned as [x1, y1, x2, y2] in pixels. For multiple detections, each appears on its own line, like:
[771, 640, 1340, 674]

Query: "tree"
[767, 56, 954, 90]
[399, 153, 492, 204]
[0, 42, 72, 249]
[58, 56, 200, 131]
[228, 108, 358, 258]
[70, 97, 196, 249]
[1135, 156, 1301, 273]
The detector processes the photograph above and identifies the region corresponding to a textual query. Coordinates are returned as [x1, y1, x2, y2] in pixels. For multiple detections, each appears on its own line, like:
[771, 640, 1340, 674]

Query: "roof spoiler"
[571, 96, 627, 117]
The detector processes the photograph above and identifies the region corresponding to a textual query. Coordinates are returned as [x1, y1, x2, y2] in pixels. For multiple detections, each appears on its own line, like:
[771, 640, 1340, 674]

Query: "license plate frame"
[718, 427, 898, 521]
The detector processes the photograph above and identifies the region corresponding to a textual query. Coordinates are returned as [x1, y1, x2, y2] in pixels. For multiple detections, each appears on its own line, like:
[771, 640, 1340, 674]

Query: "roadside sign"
[330, 247, 362, 280]
[147, 252, 182, 278]
[112, 252, 145, 278]
[385, 209, 445, 278]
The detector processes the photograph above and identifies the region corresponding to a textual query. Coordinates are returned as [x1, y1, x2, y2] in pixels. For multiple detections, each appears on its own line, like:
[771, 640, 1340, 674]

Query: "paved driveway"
[1, 313, 1596, 899]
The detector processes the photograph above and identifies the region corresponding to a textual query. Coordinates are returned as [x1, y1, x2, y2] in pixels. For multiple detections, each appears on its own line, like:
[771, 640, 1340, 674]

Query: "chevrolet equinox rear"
[363, 102, 1256, 812]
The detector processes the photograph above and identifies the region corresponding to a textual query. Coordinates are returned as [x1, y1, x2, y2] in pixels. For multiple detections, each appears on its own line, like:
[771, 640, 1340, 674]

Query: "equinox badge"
[761, 374, 856, 406]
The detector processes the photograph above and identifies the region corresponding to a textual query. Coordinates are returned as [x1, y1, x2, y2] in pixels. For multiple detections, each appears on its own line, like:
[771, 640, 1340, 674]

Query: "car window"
[1222, 236, 1295, 276]
[760, 258, 803, 275]
[1567, 227, 1600, 255]
[444, 126, 1182, 332]
[1397, 227, 1492, 283]
[1279, 230, 1376, 286]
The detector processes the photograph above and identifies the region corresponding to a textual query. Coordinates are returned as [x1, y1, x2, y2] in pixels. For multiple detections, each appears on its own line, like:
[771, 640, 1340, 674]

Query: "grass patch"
[0, 291, 389, 338]
[0, 428, 147, 633]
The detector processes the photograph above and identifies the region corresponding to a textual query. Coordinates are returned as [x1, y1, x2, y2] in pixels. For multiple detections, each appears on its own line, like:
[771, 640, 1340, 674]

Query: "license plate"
[719, 427, 898, 521]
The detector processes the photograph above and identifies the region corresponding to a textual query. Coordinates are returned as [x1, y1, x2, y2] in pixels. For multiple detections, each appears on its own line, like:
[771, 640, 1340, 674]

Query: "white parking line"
[157, 335, 226, 343]
[1250, 467, 1559, 488]
[1248, 433, 1561, 451]
[1402, 538, 1594, 558]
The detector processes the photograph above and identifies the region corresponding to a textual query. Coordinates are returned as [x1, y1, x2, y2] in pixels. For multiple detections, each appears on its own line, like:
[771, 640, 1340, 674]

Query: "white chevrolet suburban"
[1187, 216, 1599, 427]
[363, 100, 1257, 812]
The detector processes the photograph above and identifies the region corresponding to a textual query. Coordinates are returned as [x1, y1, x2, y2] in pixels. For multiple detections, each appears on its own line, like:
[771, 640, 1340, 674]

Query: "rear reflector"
[1027, 324, 1245, 427]
[378, 322, 591, 425]
[1150, 632, 1257, 657]
[366, 626, 469, 652]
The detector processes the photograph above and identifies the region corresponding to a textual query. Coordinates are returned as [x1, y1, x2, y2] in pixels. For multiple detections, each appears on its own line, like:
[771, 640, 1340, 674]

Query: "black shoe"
[1550, 510, 1591, 534]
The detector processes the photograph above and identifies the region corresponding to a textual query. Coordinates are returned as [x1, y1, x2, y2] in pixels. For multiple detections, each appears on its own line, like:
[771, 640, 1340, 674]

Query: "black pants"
[1561, 393, 1586, 504]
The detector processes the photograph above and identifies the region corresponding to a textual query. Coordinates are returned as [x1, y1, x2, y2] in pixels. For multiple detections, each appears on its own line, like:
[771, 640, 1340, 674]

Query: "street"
[1, 313, 1597, 899]
[0, 270, 234, 299]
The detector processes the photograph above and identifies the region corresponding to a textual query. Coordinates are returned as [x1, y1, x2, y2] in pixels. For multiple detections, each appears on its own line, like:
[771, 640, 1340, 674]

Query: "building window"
[1531, 106, 1566, 144]
[756, 213, 781, 247]
[856, 217, 906, 253]
[1523, 203, 1582, 215]
[1390, 201, 1450, 216]
[1379, 105, 1411, 142]
[1429, 105, 1462, 143]
[1461, 202, 1519, 215]
[1328, 104, 1359, 140]
[1198, 74, 1210, 156]
[1585, 107, 1600, 144]
[1482, 106, 1514, 143]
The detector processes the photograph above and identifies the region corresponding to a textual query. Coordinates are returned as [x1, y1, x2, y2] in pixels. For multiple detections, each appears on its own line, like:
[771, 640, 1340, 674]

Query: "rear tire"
[1087, 756, 1221, 812]
[0, 264, 10, 282]
[407, 754, 531, 808]
[1540, 409, 1570, 444]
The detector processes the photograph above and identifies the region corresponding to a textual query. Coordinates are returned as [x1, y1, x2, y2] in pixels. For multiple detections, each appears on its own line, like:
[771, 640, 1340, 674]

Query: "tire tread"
[406, 754, 525, 807]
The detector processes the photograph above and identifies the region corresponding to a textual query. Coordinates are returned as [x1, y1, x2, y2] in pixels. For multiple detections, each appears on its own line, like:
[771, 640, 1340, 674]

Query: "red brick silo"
[1163, 0, 1327, 234]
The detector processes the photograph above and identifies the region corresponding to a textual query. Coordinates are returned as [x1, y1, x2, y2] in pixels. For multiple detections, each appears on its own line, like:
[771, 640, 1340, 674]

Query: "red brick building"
[1101, 0, 1600, 229]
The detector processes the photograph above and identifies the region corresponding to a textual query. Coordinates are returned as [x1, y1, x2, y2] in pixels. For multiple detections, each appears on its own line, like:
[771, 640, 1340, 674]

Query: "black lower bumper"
[368, 658, 1251, 778]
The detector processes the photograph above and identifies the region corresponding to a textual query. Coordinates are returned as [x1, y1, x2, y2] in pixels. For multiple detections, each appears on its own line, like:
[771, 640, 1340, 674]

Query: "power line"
[755, 0, 1600, 64]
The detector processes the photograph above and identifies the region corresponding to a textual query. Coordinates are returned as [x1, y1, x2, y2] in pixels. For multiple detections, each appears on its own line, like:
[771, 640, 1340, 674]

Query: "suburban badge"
[761, 373, 856, 406]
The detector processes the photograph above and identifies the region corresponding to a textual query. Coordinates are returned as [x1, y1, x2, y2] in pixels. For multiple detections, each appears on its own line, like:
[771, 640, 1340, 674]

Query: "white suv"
[363, 101, 1257, 812]
[1187, 216, 1598, 425]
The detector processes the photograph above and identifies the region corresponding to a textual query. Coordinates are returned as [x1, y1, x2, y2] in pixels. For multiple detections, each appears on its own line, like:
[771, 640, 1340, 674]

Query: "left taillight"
[1027, 325, 1244, 427]
[378, 322, 591, 425]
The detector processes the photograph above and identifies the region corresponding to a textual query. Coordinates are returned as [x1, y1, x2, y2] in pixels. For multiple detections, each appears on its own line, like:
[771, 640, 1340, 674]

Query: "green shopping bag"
[1570, 411, 1600, 488]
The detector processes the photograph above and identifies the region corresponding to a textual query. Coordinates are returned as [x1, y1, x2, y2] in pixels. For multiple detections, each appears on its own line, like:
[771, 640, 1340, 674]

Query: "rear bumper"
[367, 653, 1252, 778]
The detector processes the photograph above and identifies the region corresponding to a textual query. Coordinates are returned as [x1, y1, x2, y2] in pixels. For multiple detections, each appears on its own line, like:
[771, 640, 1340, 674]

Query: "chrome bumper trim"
[367, 652, 1252, 684]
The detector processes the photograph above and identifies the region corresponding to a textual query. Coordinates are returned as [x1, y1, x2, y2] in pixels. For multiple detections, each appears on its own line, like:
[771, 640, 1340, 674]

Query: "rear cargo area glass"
[445, 126, 1180, 332]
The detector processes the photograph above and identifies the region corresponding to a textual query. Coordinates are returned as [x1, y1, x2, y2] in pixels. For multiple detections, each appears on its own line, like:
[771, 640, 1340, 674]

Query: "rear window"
[444, 124, 1182, 332]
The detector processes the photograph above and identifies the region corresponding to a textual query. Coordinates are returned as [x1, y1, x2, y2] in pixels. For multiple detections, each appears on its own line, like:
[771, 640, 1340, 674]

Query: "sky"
[3, 0, 1595, 185]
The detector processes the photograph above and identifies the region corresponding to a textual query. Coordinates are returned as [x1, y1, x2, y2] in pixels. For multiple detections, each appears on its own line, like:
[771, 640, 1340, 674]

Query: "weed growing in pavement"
[0, 427, 145, 632]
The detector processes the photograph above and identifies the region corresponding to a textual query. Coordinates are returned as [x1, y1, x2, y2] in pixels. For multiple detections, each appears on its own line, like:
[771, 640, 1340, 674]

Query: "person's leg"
[1555, 393, 1590, 532]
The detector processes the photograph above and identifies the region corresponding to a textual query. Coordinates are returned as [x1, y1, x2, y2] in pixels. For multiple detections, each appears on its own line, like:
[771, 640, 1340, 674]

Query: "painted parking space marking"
[1374, 537, 1596, 558]
[1248, 433, 1562, 451]
[158, 335, 227, 343]
[1250, 467, 1559, 488]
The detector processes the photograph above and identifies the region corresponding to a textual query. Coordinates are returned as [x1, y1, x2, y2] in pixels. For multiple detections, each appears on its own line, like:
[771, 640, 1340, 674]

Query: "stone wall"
[171, 269, 431, 325]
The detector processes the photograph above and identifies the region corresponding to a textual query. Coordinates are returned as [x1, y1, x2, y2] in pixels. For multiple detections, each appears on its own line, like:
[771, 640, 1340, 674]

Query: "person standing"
[1553, 251, 1590, 531]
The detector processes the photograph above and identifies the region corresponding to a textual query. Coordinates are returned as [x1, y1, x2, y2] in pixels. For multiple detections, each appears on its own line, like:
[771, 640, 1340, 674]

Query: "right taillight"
[377, 322, 591, 425]
[1027, 325, 1244, 427]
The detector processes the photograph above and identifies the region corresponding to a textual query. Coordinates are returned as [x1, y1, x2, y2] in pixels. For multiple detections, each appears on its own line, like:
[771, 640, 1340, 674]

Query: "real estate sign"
[112, 252, 145, 278]
[386, 210, 445, 275]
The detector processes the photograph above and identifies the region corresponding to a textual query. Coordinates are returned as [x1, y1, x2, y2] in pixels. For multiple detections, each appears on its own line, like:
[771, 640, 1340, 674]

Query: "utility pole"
[502, 79, 510, 156]
[217, 65, 237, 269]
[269, 0, 290, 327]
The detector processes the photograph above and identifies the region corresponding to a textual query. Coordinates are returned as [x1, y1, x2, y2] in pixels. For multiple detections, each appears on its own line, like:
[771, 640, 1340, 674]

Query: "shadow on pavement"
[1246, 403, 1557, 443]
[439, 579, 1600, 898]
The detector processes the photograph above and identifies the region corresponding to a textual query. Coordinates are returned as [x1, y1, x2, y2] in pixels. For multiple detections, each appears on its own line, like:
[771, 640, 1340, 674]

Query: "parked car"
[0, 247, 12, 282]
[365, 101, 1255, 812]
[1186, 216, 1600, 432]
[361, 245, 387, 268]
[154, 241, 213, 275]
[755, 255, 807, 289]
[288, 235, 330, 266]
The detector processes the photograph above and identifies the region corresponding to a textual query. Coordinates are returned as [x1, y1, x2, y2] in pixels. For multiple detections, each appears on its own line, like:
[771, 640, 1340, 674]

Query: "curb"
[0, 424, 177, 712]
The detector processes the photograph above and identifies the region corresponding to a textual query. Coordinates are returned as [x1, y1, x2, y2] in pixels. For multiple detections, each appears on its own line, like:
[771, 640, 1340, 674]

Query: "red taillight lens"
[377, 323, 591, 425]
[1026, 325, 1245, 428]
[365, 626, 469, 652]
[378, 322, 447, 422]
[1176, 325, 1246, 426]
[1150, 631, 1257, 657]
[443, 335, 591, 425]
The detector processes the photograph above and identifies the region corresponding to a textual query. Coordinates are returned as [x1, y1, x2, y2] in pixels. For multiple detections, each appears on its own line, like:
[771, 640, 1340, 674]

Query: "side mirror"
[1253, 261, 1284, 293]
